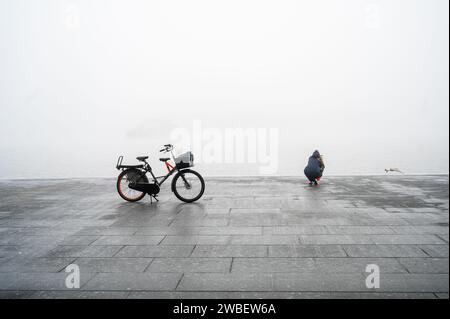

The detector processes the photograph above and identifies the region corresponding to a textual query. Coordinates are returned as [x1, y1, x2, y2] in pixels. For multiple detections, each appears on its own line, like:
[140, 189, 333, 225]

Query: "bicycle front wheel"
[172, 169, 205, 203]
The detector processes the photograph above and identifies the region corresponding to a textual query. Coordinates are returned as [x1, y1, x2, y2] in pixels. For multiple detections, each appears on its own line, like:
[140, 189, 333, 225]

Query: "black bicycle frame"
[135, 162, 180, 186]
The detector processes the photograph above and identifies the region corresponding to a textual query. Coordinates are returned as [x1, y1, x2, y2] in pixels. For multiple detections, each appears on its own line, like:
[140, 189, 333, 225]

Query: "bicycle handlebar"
[160, 144, 174, 152]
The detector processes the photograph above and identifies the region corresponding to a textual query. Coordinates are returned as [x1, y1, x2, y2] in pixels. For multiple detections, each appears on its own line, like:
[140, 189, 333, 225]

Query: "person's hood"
[312, 150, 321, 158]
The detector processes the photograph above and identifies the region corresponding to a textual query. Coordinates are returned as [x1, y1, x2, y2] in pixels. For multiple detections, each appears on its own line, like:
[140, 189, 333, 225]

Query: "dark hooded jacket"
[304, 150, 325, 178]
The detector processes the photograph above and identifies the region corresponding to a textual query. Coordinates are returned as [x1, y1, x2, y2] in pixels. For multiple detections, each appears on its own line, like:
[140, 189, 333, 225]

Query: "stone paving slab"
[126, 291, 438, 299]
[231, 258, 407, 274]
[0, 291, 35, 299]
[268, 245, 347, 257]
[135, 226, 262, 235]
[0, 272, 96, 290]
[170, 219, 229, 227]
[92, 235, 164, 246]
[262, 225, 329, 235]
[299, 235, 375, 244]
[370, 235, 446, 245]
[0, 290, 435, 299]
[73, 257, 153, 273]
[115, 245, 195, 258]
[178, 273, 449, 292]
[419, 245, 450, 257]
[390, 225, 449, 235]
[83, 273, 182, 291]
[147, 257, 232, 273]
[0, 257, 74, 273]
[160, 235, 232, 245]
[230, 235, 299, 245]
[397, 258, 449, 274]
[74, 227, 138, 236]
[342, 245, 428, 258]
[191, 245, 267, 258]
[30, 291, 130, 299]
[0, 176, 448, 298]
[47, 245, 124, 258]
[326, 226, 396, 234]
[0, 245, 59, 259]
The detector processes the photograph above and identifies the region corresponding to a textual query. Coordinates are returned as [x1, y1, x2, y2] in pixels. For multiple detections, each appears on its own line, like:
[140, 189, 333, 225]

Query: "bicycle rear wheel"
[117, 169, 148, 202]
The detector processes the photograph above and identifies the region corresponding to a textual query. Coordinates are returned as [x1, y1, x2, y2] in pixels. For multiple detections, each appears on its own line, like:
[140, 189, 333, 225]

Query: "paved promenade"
[0, 175, 448, 298]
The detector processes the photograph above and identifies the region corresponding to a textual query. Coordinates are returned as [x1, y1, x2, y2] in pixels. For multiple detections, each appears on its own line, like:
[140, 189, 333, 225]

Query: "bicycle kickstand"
[150, 194, 159, 204]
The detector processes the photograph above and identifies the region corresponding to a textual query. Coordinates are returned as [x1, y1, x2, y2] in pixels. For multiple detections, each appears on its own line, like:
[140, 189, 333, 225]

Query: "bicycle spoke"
[119, 172, 145, 201]
[175, 173, 202, 200]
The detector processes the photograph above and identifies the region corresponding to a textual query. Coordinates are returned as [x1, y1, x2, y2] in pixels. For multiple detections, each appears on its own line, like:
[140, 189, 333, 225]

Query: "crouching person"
[304, 150, 325, 186]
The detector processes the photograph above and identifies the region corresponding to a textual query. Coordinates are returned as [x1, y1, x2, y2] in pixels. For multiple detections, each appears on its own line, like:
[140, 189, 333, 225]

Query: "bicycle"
[115, 144, 205, 203]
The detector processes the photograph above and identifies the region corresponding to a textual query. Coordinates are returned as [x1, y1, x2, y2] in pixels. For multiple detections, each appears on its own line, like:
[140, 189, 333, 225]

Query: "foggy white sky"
[0, 0, 449, 178]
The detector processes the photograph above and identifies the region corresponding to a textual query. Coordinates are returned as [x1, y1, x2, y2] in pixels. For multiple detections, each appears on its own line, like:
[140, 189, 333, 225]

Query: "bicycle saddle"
[159, 157, 170, 162]
[136, 156, 148, 161]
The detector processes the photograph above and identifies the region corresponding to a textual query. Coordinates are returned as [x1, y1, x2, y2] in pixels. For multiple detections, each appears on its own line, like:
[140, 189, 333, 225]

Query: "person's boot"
[314, 180, 318, 186]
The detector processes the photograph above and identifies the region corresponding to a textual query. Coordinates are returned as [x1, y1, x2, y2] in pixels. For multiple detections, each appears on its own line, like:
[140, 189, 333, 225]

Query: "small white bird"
[384, 168, 404, 174]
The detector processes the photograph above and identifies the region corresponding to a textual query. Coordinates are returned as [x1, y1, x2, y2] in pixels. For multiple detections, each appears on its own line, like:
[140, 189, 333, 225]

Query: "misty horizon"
[1, 0, 448, 179]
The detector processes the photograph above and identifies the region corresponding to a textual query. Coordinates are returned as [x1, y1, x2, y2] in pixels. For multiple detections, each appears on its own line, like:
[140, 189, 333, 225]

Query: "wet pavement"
[0, 175, 448, 299]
